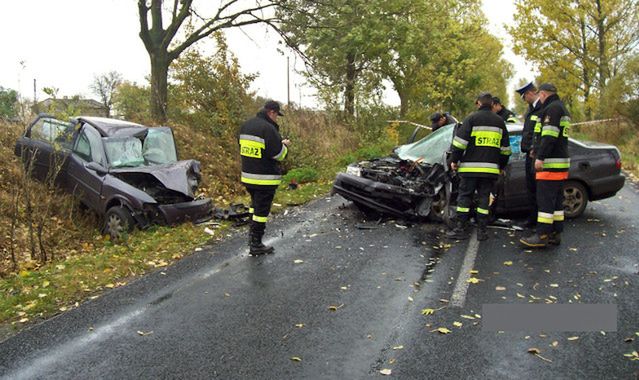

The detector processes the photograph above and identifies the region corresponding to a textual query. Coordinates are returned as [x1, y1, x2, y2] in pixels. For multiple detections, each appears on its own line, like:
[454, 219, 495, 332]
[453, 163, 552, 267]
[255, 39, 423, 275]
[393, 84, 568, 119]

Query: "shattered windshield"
[395, 123, 455, 164]
[104, 128, 178, 168]
[104, 137, 145, 168]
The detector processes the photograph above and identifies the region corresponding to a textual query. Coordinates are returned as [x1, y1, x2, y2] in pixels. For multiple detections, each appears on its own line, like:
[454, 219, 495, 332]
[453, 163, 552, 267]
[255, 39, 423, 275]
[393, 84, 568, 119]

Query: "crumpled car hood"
[110, 160, 201, 198]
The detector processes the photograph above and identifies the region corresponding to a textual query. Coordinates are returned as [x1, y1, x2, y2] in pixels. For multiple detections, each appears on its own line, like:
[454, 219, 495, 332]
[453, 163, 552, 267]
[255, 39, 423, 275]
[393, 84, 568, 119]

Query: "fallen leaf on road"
[461, 315, 475, 320]
[624, 337, 634, 343]
[453, 321, 463, 328]
[340, 286, 348, 290]
[421, 308, 435, 315]
[328, 304, 344, 311]
[392, 345, 404, 350]
[623, 351, 639, 361]
[549, 284, 559, 288]
[204, 227, 215, 236]
[503, 261, 513, 266]
[567, 336, 579, 341]
[380, 369, 392, 375]
[407, 296, 414, 302]
[551, 341, 559, 348]
[295, 323, 304, 328]
[467, 278, 481, 284]
[290, 356, 302, 362]
[18, 318, 29, 323]
[517, 293, 525, 299]
[293, 259, 304, 264]
[470, 270, 479, 274]
[495, 286, 506, 291]
[528, 348, 553, 362]
[569, 248, 578, 252]
[433, 327, 452, 334]
[137, 330, 153, 336]
[105, 283, 115, 289]
[474, 314, 482, 319]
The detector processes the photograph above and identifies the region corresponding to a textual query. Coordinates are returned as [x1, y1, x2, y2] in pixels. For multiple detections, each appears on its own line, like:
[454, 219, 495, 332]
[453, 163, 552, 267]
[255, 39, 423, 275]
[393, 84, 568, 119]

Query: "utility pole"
[287, 56, 290, 107]
[33, 78, 38, 112]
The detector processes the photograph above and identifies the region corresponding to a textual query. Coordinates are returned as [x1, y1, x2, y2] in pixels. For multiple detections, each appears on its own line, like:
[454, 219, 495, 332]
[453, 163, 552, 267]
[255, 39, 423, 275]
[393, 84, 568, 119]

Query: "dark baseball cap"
[538, 83, 557, 93]
[430, 112, 443, 122]
[264, 100, 284, 116]
[492, 96, 502, 104]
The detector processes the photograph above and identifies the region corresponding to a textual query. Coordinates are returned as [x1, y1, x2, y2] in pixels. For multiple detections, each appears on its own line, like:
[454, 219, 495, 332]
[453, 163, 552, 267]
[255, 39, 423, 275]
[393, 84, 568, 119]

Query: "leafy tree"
[0, 86, 18, 120]
[280, 0, 511, 120]
[278, 0, 389, 116]
[137, 0, 281, 122]
[169, 32, 256, 136]
[90, 71, 123, 117]
[508, 0, 639, 119]
[112, 81, 151, 123]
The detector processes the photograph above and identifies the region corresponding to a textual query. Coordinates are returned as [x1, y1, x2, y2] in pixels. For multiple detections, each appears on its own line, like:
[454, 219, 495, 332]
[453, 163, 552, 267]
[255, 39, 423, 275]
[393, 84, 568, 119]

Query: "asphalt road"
[0, 181, 638, 379]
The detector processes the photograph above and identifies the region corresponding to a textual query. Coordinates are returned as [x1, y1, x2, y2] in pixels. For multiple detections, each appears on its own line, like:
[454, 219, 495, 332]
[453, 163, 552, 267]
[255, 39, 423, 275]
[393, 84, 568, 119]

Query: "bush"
[283, 167, 319, 184]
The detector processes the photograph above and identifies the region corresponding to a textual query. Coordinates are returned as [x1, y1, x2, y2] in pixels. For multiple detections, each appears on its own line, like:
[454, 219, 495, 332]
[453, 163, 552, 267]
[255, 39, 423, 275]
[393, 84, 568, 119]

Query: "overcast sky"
[0, 0, 534, 109]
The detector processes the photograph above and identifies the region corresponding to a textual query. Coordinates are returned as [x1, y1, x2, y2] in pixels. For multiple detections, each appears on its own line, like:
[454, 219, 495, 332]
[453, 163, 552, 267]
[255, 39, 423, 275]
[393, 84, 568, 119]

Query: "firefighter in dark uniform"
[429, 112, 458, 132]
[492, 97, 518, 123]
[447, 93, 511, 241]
[516, 81, 543, 228]
[238, 100, 290, 255]
[520, 83, 570, 248]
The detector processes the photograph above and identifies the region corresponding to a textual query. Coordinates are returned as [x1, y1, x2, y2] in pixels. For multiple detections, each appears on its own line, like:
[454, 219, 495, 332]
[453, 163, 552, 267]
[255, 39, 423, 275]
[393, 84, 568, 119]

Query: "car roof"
[76, 116, 149, 138]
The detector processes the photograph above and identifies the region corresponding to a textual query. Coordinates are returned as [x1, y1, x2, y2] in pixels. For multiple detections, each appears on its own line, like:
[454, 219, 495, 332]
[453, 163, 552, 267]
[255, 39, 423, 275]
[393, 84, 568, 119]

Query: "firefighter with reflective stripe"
[447, 92, 511, 241]
[492, 96, 518, 123]
[516, 81, 543, 228]
[238, 100, 290, 255]
[520, 83, 570, 248]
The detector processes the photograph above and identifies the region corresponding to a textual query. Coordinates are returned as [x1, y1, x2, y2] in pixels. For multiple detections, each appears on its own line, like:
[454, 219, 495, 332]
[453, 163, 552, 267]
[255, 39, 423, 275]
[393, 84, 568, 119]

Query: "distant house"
[33, 97, 108, 117]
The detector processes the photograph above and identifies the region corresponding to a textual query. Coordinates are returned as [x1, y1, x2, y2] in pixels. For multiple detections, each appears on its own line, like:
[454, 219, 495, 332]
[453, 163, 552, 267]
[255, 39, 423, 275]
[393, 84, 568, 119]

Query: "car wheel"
[563, 181, 588, 218]
[103, 206, 135, 240]
[429, 184, 456, 227]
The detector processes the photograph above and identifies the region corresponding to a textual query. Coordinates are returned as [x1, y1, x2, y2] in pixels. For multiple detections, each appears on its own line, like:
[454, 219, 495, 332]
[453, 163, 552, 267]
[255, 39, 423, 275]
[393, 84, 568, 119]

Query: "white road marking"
[450, 229, 479, 308]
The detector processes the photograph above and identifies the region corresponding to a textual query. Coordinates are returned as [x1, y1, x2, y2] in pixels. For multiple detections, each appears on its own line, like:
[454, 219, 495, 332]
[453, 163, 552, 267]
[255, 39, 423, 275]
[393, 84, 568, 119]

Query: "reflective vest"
[451, 106, 511, 178]
[238, 111, 288, 188]
[536, 94, 570, 181]
[521, 99, 542, 153]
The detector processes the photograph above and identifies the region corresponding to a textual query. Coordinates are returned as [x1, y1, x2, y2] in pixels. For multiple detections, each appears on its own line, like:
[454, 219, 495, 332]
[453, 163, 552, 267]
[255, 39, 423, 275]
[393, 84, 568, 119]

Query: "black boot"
[548, 232, 561, 245]
[477, 221, 488, 241]
[249, 221, 274, 256]
[519, 233, 549, 248]
[446, 219, 469, 240]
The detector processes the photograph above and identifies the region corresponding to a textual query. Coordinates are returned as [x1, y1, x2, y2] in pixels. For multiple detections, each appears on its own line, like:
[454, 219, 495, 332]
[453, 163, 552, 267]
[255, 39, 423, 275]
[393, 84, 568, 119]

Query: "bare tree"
[138, 0, 282, 122]
[90, 71, 123, 118]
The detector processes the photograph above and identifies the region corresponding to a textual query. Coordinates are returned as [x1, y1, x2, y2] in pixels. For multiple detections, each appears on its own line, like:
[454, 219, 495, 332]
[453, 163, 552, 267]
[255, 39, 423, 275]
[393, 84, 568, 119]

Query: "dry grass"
[573, 119, 639, 177]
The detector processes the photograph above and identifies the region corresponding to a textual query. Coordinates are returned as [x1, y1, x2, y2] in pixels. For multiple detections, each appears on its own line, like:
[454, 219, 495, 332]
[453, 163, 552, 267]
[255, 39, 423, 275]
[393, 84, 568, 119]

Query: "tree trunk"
[344, 52, 356, 116]
[580, 16, 593, 119]
[595, 0, 608, 118]
[150, 52, 170, 123]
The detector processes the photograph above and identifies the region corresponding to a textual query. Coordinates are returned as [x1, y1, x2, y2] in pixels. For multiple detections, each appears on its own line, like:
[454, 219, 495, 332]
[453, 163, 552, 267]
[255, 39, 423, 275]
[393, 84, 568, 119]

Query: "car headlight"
[346, 165, 361, 177]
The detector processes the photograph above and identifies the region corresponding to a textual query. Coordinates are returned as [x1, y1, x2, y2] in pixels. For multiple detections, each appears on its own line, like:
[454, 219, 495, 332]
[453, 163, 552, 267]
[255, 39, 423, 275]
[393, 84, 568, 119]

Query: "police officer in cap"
[492, 97, 518, 123]
[520, 83, 571, 248]
[429, 112, 458, 132]
[447, 93, 511, 241]
[238, 100, 290, 255]
[516, 81, 543, 228]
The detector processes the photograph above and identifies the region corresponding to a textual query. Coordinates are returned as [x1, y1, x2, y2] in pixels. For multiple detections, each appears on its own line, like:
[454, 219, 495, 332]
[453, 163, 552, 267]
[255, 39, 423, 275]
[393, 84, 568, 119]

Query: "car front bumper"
[156, 197, 214, 225]
[332, 173, 419, 218]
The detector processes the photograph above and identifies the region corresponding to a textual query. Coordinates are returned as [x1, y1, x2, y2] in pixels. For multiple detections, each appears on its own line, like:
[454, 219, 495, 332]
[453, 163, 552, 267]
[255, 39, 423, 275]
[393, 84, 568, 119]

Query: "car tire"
[429, 184, 456, 227]
[103, 206, 135, 240]
[563, 181, 588, 218]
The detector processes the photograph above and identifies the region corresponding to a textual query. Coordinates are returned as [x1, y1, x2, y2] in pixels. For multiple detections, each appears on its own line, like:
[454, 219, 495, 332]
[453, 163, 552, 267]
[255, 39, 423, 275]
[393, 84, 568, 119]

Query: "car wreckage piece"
[15, 114, 214, 239]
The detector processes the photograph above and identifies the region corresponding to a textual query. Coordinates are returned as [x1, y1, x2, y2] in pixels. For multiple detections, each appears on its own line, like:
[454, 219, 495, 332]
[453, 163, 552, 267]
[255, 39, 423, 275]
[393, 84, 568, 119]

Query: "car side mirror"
[85, 162, 108, 176]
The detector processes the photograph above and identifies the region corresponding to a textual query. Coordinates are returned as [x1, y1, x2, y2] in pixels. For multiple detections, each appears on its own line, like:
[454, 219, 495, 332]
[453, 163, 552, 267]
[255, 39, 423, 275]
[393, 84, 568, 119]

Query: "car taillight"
[616, 159, 622, 170]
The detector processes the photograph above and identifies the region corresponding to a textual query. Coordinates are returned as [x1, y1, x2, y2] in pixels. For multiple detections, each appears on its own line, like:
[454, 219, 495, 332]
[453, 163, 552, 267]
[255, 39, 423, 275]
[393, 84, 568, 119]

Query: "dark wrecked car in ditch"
[15, 114, 213, 238]
[332, 122, 625, 223]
